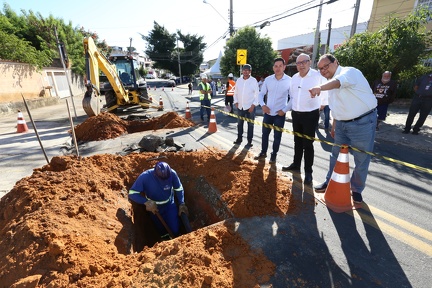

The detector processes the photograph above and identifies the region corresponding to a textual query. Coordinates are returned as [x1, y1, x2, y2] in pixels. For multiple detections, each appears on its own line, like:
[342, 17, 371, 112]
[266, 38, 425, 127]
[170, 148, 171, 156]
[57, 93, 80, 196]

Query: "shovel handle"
[155, 211, 175, 239]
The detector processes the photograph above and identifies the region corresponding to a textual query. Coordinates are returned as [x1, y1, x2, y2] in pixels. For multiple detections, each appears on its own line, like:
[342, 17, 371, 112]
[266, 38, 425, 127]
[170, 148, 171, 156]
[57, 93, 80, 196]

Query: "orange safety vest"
[226, 79, 235, 96]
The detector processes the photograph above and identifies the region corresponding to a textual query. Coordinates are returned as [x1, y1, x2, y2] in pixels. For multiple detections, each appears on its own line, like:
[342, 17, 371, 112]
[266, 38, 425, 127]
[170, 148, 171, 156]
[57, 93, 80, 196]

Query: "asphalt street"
[0, 87, 431, 287]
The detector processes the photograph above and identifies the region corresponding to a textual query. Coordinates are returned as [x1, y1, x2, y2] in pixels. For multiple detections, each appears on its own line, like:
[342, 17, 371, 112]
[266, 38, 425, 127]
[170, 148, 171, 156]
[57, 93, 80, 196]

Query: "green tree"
[0, 3, 108, 75]
[142, 22, 177, 73]
[0, 30, 51, 68]
[141, 21, 205, 76]
[220, 26, 276, 78]
[177, 31, 205, 77]
[334, 8, 432, 87]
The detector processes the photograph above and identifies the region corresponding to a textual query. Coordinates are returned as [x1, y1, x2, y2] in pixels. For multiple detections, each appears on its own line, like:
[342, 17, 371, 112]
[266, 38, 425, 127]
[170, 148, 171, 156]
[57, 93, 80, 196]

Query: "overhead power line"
[250, 0, 339, 28]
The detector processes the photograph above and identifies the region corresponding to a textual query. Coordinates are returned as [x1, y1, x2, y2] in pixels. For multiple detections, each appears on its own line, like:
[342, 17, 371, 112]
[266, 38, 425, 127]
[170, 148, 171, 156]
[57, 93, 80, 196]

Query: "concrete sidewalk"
[367, 102, 431, 152]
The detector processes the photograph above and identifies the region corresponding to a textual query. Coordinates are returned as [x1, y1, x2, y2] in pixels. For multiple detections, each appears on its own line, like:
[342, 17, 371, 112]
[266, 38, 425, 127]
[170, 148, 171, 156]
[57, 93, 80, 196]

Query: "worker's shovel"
[155, 211, 175, 239]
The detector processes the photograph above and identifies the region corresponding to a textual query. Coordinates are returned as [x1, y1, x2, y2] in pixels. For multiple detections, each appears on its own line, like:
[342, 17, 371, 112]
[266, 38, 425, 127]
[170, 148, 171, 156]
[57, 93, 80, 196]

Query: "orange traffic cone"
[207, 108, 217, 133]
[316, 145, 355, 213]
[149, 95, 153, 103]
[16, 110, 29, 133]
[154, 86, 156, 91]
[158, 96, 164, 111]
[185, 101, 192, 119]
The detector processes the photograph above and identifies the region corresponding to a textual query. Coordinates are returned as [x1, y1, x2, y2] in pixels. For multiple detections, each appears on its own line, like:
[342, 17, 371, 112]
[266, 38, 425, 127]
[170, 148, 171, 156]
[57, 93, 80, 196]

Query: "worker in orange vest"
[225, 73, 235, 113]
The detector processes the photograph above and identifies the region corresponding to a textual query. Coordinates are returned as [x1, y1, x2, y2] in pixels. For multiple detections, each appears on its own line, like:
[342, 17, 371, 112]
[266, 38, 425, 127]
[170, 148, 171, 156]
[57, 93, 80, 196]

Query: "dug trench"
[0, 112, 293, 287]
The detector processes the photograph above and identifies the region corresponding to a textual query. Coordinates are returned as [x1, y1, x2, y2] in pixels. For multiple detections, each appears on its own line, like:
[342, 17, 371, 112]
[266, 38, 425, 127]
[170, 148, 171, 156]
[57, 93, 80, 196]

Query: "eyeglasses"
[317, 62, 332, 71]
[296, 60, 310, 66]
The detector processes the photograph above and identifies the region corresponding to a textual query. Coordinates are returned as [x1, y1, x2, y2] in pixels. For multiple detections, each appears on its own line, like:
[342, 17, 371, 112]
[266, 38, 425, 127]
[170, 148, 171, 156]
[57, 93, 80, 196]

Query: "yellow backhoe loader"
[82, 37, 152, 116]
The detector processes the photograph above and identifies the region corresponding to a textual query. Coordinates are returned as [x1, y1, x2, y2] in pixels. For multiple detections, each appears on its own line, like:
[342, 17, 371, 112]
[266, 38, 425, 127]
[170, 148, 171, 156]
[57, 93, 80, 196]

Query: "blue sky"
[3, 0, 374, 61]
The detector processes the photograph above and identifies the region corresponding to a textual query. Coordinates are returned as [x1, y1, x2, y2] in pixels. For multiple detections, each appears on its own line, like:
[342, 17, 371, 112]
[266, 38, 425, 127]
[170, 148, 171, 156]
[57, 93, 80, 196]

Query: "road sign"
[236, 49, 247, 65]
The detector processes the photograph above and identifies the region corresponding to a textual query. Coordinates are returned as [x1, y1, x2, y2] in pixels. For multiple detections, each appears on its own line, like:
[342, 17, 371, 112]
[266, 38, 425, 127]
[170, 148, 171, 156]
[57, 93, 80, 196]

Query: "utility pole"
[350, 0, 361, 37]
[311, 0, 323, 68]
[229, 0, 234, 37]
[326, 18, 332, 53]
[177, 38, 182, 84]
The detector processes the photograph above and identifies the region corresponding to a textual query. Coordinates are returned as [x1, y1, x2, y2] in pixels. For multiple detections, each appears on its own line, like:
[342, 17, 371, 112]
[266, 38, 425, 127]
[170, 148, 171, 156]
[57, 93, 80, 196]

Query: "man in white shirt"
[283, 53, 326, 184]
[309, 54, 377, 204]
[233, 64, 259, 147]
[255, 58, 291, 163]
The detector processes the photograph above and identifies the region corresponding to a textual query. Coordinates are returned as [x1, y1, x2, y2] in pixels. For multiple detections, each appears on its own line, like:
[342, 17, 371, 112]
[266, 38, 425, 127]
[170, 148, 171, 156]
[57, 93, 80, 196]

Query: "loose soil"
[0, 112, 293, 287]
[74, 112, 195, 142]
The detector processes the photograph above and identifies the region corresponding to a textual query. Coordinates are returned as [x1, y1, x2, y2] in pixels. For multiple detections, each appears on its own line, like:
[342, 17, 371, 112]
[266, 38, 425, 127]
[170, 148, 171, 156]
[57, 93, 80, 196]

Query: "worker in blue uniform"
[128, 161, 188, 237]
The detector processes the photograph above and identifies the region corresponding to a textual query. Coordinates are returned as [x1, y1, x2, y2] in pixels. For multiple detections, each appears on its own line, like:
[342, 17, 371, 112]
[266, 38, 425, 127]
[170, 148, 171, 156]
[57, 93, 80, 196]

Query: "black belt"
[292, 109, 319, 114]
[340, 108, 376, 122]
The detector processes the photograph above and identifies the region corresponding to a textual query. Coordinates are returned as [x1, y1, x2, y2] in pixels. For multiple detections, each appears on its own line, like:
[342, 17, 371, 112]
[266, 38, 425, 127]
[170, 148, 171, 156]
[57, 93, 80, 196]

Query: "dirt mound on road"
[74, 112, 195, 142]
[0, 150, 292, 287]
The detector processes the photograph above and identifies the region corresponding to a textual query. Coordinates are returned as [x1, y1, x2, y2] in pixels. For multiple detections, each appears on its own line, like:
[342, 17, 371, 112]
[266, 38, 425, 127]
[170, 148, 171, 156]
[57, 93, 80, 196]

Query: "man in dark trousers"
[198, 74, 212, 122]
[283, 53, 326, 184]
[402, 73, 432, 135]
[225, 73, 236, 113]
[372, 71, 397, 130]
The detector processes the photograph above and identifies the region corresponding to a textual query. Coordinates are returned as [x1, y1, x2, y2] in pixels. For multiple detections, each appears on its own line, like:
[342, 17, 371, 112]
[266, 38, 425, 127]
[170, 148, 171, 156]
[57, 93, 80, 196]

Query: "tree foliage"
[0, 3, 108, 75]
[142, 22, 205, 76]
[334, 8, 432, 84]
[220, 26, 277, 78]
[0, 30, 51, 68]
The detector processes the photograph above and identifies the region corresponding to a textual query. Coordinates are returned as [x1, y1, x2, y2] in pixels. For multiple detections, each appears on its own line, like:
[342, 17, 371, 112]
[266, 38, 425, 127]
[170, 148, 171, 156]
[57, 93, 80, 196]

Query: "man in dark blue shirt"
[403, 73, 432, 135]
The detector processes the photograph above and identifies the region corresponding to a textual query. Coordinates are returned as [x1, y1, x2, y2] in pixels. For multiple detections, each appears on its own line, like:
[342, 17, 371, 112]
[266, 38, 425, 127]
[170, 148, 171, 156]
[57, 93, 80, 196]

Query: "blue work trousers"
[200, 99, 211, 120]
[149, 202, 180, 237]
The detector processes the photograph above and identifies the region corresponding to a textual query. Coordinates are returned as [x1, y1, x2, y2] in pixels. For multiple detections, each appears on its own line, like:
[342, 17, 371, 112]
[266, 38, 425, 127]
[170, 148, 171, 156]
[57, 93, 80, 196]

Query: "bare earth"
[0, 112, 292, 287]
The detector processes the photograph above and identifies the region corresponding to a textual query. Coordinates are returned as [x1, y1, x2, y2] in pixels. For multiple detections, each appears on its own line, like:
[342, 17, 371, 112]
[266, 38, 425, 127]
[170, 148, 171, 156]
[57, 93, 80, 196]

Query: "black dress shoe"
[254, 153, 267, 160]
[233, 139, 242, 144]
[245, 142, 253, 147]
[282, 164, 300, 172]
[304, 173, 313, 185]
[352, 192, 363, 203]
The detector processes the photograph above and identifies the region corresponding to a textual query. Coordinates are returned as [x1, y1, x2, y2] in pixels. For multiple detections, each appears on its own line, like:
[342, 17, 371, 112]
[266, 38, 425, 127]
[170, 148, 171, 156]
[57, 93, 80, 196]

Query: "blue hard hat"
[154, 161, 171, 180]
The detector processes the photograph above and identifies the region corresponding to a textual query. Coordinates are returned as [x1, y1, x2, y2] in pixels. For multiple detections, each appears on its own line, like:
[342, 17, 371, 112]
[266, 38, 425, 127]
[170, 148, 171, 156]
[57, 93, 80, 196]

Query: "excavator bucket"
[82, 90, 101, 116]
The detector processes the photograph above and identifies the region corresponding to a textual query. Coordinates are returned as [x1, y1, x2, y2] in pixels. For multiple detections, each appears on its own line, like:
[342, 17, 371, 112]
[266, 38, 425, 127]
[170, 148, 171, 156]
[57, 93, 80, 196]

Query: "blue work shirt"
[128, 168, 184, 205]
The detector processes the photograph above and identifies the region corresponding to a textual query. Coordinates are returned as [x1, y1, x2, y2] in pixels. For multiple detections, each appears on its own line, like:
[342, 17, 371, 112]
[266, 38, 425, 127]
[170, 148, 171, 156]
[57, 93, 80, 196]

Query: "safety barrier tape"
[200, 104, 432, 174]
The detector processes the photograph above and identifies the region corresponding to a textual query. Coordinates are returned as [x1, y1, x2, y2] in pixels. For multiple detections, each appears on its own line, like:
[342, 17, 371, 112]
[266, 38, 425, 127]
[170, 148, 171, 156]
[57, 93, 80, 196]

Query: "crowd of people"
[194, 53, 431, 206]
[128, 55, 430, 241]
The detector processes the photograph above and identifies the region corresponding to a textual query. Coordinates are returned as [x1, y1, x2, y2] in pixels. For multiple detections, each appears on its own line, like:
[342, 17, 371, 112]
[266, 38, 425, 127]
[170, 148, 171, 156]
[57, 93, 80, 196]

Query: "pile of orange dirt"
[0, 150, 292, 287]
[74, 112, 195, 142]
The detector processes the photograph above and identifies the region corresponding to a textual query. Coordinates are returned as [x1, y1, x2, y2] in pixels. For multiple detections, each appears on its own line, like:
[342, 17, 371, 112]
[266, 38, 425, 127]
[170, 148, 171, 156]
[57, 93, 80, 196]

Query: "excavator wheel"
[104, 91, 118, 113]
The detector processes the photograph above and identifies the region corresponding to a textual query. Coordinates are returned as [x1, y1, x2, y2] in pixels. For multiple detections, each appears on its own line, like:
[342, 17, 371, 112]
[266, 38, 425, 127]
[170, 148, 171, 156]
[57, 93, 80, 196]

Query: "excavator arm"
[82, 37, 134, 116]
